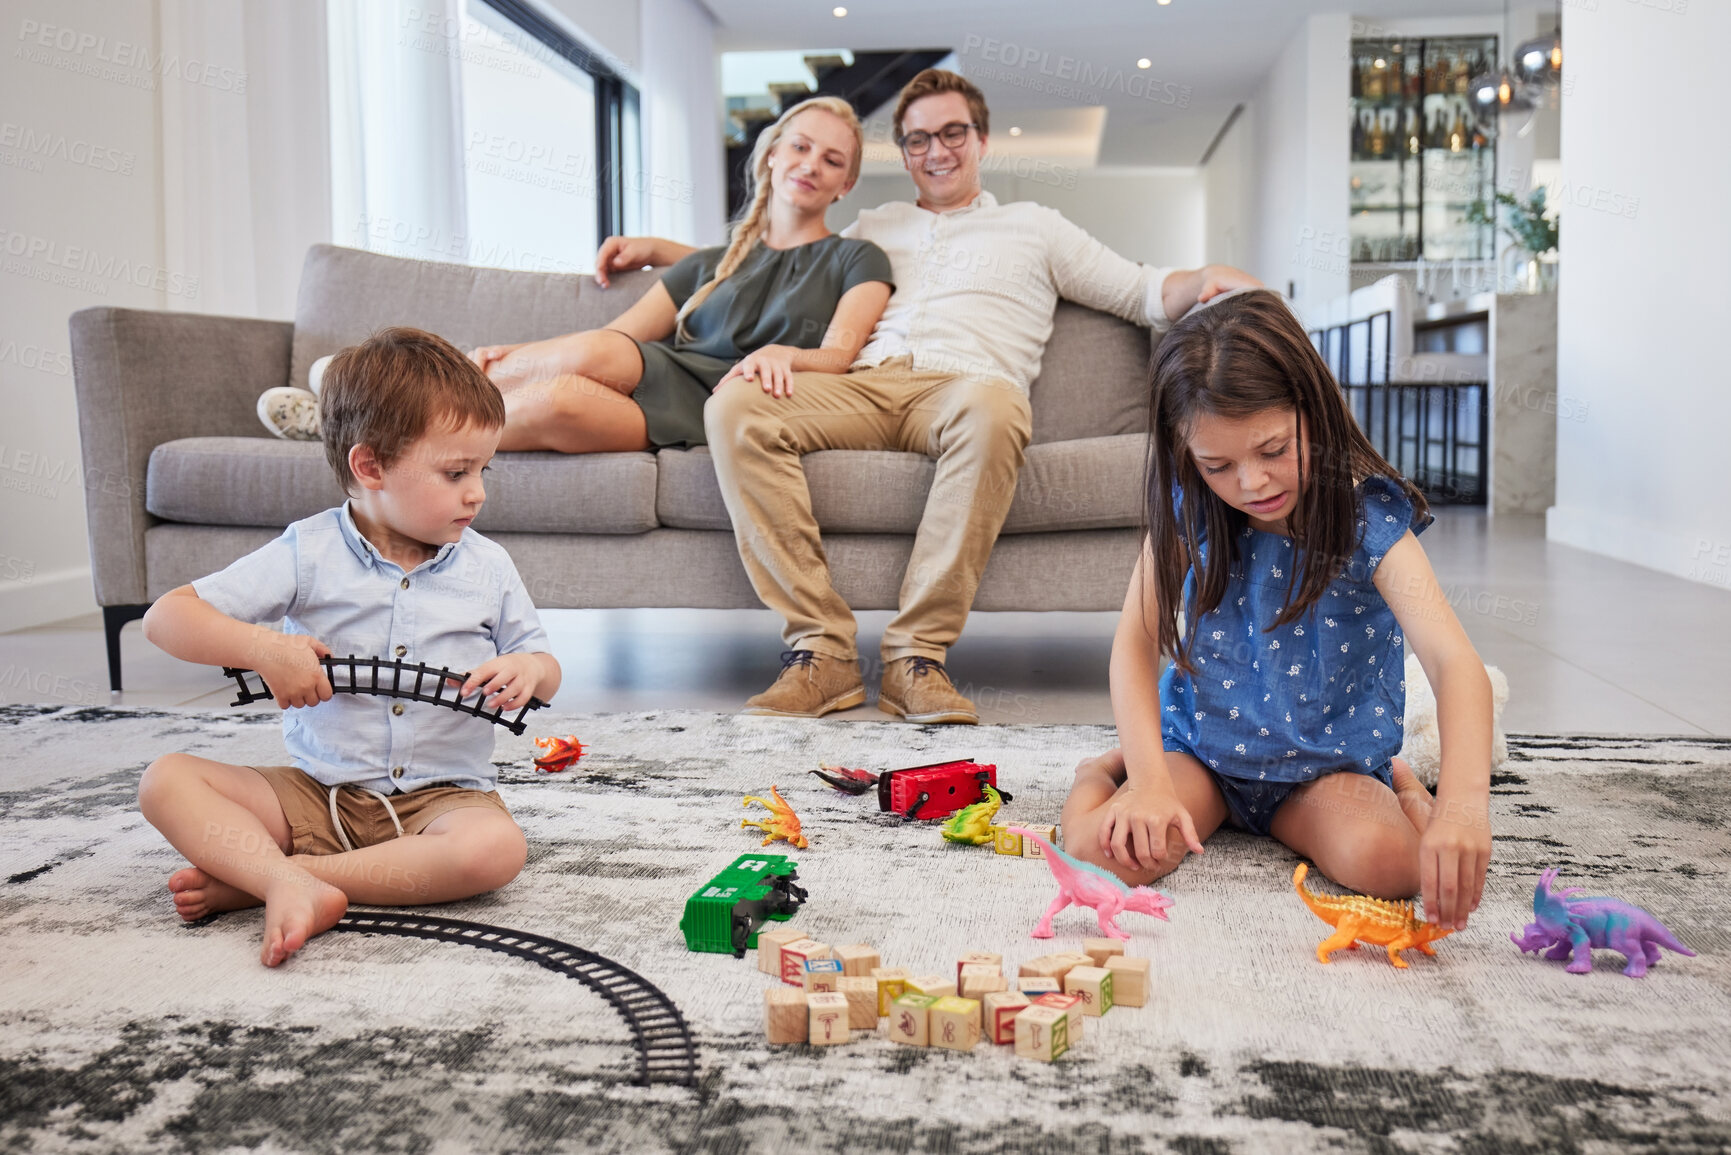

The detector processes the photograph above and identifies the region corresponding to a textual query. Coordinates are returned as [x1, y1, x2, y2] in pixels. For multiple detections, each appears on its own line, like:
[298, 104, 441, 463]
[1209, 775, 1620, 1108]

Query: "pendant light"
[1514, 2, 1562, 88]
[1470, 0, 1533, 113]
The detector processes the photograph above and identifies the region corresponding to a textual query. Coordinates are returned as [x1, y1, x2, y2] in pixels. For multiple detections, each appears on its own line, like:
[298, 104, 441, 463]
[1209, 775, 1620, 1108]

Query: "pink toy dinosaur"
[1008, 826, 1175, 940]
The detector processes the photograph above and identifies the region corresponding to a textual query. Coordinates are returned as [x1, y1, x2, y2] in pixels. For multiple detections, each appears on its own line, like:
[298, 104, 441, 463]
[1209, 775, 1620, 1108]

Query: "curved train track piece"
[332, 910, 699, 1088]
[222, 656, 547, 735]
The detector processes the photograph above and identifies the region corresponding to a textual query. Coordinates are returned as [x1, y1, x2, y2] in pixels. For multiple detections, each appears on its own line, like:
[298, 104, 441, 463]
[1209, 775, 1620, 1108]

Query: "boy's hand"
[1099, 781, 1204, 873]
[459, 653, 543, 712]
[1419, 795, 1491, 931]
[253, 631, 333, 709]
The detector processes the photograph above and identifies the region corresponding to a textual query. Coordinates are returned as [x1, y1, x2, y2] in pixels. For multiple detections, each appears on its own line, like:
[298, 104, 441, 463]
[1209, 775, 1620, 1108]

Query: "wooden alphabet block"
[1017, 955, 1068, 980]
[928, 997, 981, 1051]
[887, 992, 937, 1046]
[1015, 976, 1061, 995]
[779, 939, 831, 985]
[837, 975, 879, 1029]
[1063, 965, 1114, 1016]
[807, 992, 851, 1045]
[1083, 937, 1127, 968]
[871, 966, 912, 1016]
[757, 926, 804, 975]
[834, 943, 880, 977]
[1034, 992, 1085, 1041]
[1105, 954, 1150, 1007]
[907, 973, 956, 1000]
[983, 991, 1031, 1045]
[1048, 953, 1094, 984]
[955, 951, 1002, 985]
[960, 972, 1007, 1000]
[1014, 1004, 1069, 1061]
[803, 957, 844, 993]
[1020, 824, 1058, 857]
[764, 987, 807, 1044]
[991, 825, 1023, 855]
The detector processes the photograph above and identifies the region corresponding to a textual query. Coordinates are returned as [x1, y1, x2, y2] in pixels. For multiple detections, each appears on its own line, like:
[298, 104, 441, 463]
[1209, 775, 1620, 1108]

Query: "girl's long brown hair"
[1143, 290, 1428, 674]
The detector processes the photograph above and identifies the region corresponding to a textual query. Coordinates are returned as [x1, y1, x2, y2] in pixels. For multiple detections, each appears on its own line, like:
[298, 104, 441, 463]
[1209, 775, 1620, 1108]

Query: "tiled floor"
[3, 508, 1728, 734]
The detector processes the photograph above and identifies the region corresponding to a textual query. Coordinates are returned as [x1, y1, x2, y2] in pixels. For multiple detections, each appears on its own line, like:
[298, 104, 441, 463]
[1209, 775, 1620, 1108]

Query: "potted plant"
[1467, 188, 1559, 292]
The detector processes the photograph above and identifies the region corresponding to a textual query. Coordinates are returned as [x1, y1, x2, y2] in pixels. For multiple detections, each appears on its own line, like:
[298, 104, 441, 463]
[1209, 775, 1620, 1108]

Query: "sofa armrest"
[69, 307, 293, 606]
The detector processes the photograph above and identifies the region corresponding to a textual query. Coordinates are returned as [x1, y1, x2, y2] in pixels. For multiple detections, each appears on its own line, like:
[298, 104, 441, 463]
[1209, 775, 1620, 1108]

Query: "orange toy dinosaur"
[1293, 863, 1453, 968]
[741, 785, 808, 849]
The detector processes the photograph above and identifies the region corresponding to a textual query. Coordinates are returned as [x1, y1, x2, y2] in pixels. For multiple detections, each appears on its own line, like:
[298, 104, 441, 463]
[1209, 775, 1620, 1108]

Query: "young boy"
[138, 327, 561, 967]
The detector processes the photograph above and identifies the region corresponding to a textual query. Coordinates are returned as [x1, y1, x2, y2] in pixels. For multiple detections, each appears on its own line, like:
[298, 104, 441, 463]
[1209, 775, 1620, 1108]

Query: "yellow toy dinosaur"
[941, 784, 1003, 845]
[742, 785, 808, 849]
[1293, 862, 1453, 968]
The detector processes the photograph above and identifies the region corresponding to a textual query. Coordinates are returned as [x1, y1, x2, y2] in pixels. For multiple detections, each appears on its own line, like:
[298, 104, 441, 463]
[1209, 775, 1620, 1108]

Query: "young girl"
[1061, 288, 1492, 931]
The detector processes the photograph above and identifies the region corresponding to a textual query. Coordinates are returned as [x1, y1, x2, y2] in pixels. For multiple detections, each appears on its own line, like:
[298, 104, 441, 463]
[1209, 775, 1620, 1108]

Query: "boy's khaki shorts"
[253, 764, 512, 856]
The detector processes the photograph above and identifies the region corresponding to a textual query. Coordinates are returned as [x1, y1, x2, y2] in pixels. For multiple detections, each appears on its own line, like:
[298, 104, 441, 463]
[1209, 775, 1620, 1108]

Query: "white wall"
[639, 0, 725, 247]
[831, 167, 1205, 270]
[1202, 104, 1255, 272]
[0, 0, 331, 634]
[1547, 1, 1731, 591]
[1251, 12, 1351, 325]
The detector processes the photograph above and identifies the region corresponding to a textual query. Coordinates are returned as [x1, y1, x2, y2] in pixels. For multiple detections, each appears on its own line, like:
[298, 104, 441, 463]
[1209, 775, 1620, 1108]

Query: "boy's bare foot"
[1390, 758, 1434, 834]
[168, 866, 261, 921]
[260, 872, 348, 968]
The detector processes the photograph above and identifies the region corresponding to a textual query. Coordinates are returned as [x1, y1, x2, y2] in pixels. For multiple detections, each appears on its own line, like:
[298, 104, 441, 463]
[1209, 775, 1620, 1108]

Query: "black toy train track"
[332, 911, 699, 1088]
[222, 656, 547, 735]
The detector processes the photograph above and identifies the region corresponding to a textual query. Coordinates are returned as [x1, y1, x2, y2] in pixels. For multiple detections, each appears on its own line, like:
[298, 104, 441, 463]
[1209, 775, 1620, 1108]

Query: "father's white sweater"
[842, 190, 1174, 393]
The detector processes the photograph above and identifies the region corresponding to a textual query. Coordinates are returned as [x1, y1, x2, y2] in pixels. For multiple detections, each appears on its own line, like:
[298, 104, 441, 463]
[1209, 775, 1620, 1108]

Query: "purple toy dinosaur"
[1007, 826, 1175, 940]
[1511, 867, 1696, 978]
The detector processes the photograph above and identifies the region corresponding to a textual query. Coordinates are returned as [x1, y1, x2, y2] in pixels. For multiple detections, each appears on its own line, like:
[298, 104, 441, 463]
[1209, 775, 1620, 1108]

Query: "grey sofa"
[71, 243, 1155, 690]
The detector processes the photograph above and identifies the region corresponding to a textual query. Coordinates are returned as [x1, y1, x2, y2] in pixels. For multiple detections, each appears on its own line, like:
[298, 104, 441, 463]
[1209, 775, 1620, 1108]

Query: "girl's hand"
[1098, 782, 1205, 873]
[718, 346, 800, 398]
[459, 654, 543, 712]
[1418, 795, 1491, 931]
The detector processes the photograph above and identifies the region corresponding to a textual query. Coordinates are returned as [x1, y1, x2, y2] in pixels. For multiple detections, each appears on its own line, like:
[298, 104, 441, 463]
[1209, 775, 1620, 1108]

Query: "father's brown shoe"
[878, 657, 979, 725]
[743, 650, 866, 718]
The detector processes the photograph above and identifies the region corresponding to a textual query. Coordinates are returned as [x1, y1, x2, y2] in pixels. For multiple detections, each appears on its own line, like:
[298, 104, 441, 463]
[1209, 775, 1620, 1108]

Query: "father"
[595, 69, 1259, 723]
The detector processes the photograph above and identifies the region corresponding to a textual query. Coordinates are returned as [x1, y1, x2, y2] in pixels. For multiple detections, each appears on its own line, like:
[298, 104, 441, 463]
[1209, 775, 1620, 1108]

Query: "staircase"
[725, 49, 950, 218]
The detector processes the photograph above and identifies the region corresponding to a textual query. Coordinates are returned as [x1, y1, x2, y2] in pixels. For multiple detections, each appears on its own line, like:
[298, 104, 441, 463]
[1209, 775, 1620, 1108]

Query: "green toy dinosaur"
[941, 784, 1003, 845]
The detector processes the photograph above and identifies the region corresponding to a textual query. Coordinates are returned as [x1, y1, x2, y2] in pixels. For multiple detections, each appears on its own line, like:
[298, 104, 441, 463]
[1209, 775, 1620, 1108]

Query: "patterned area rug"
[2, 705, 1729, 1154]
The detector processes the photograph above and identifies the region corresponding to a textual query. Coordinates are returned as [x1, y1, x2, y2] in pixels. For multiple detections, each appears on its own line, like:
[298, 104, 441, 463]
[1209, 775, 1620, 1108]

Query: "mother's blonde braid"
[674, 95, 862, 342]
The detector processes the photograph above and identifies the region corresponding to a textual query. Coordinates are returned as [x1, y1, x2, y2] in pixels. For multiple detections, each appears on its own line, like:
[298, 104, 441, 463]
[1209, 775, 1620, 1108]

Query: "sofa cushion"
[288, 244, 664, 395]
[657, 434, 1146, 535]
[146, 438, 659, 534]
[1028, 301, 1152, 444]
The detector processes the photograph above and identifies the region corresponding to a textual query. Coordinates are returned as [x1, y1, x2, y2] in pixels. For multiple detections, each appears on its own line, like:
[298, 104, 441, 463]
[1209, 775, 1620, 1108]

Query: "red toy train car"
[876, 759, 1004, 820]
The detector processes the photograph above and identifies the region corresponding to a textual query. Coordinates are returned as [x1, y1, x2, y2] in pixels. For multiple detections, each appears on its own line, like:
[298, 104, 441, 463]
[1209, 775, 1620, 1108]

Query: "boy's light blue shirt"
[192, 503, 550, 794]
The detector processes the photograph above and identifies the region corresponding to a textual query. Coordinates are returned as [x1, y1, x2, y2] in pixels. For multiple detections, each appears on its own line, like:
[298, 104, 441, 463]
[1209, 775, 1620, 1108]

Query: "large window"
[461, 0, 640, 269]
[329, 0, 639, 273]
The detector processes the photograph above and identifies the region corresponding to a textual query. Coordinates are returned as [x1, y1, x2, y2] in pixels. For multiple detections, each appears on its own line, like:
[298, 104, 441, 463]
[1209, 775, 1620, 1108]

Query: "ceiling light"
[1136, 58, 1151, 69]
[1008, 126, 1022, 136]
[1157, 0, 1171, 6]
[832, 6, 846, 15]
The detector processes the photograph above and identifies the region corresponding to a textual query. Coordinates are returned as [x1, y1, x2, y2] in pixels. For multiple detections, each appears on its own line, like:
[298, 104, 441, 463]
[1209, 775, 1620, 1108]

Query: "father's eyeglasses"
[897, 121, 979, 155]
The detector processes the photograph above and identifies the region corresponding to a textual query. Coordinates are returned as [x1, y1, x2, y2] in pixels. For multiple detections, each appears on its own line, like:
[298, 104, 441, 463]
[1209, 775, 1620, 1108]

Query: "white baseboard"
[0, 567, 99, 634]
[1547, 505, 1731, 591]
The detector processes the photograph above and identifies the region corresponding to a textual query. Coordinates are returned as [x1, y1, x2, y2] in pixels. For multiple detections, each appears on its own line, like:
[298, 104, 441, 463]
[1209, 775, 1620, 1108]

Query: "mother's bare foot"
[260, 871, 348, 967]
[168, 866, 261, 921]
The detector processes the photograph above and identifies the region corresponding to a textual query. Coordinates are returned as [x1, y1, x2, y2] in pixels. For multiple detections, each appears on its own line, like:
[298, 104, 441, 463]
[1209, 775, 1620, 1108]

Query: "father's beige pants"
[704, 356, 1033, 664]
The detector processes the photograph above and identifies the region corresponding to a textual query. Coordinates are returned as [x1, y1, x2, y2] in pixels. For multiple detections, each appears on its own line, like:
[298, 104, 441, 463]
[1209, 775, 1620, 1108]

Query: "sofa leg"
[103, 604, 149, 692]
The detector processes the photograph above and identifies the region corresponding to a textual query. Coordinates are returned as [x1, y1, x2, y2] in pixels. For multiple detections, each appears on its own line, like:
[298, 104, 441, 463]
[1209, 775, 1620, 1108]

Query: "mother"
[469, 95, 893, 453]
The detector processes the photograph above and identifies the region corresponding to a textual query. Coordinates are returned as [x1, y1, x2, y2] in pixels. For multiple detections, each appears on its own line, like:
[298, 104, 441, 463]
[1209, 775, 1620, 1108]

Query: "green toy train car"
[680, 853, 808, 957]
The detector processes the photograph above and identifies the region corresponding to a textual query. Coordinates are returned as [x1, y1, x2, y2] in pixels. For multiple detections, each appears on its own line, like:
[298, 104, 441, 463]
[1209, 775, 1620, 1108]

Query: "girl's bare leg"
[138, 754, 347, 967]
[1270, 768, 1423, 899]
[1059, 747, 1228, 886]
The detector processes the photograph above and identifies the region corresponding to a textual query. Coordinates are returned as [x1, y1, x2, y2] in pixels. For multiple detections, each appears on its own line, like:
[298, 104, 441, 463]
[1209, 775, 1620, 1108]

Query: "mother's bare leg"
[481, 329, 643, 395]
[498, 373, 652, 453]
